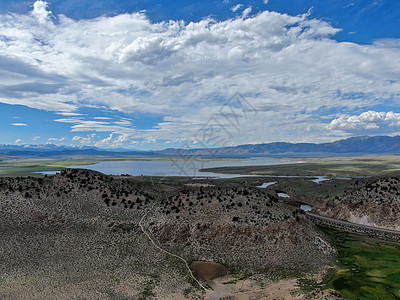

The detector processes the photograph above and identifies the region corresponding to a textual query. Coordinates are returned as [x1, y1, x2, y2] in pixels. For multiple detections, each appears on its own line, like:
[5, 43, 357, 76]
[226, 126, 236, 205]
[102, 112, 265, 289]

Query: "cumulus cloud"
[72, 133, 96, 145]
[11, 123, 28, 126]
[31, 0, 52, 23]
[142, 136, 157, 144]
[95, 134, 130, 147]
[0, 2, 400, 145]
[327, 111, 400, 134]
[72, 132, 135, 147]
[48, 137, 65, 142]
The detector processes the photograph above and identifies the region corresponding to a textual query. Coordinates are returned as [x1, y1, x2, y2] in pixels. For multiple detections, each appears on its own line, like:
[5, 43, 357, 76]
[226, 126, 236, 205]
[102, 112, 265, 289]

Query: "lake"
[64, 157, 295, 178]
[256, 182, 277, 188]
[300, 204, 312, 212]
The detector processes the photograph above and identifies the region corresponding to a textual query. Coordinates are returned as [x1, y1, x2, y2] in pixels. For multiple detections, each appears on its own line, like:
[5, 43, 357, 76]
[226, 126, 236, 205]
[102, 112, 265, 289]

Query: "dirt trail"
[139, 208, 306, 299]
[138, 207, 211, 292]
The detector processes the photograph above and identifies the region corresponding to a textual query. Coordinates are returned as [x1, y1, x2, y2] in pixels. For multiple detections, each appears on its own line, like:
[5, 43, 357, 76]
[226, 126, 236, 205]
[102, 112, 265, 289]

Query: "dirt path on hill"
[139, 208, 311, 299]
[138, 207, 211, 292]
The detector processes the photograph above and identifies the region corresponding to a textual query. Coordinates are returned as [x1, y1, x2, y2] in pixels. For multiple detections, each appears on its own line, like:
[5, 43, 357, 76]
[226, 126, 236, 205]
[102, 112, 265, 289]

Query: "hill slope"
[0, 169, 335, 298]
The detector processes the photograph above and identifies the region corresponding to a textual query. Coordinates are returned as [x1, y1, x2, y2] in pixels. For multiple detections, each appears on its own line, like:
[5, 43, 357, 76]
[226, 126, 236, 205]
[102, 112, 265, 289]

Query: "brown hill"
[314, 177, 400, 230]
[0, 169, 335, 299]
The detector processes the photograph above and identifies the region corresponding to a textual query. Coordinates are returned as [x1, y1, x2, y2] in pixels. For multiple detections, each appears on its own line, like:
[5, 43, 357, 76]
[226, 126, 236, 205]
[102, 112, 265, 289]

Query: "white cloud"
[0, 2, 400, 145]
[231, 4, 243, 12]
[54, 118, 137, 136]
[72, 133, 96, 145]
[264, 0, 269, 4]
[94, 134, 129, 147]
[11, 123, 28, 126]
[142, 136, 157, 144]
[72, 132, 135, 147]
[114, 119, 133, 126]
[242, 6, 252, 17]
[48, 137, 65, 142]
[15, 139, 23, 144]
[56, 112, 82, 116]
[327, 111, 400, 134]
[31, 0, 52, 23]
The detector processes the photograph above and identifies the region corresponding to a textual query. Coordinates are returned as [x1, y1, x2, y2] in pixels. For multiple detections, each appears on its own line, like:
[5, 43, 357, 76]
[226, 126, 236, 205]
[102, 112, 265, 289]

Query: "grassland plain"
[202, 155, 400, 177]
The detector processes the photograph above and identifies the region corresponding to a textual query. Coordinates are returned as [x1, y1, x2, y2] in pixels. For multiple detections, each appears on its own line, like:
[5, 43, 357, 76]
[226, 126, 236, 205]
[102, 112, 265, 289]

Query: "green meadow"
[322, 228, 400, 300]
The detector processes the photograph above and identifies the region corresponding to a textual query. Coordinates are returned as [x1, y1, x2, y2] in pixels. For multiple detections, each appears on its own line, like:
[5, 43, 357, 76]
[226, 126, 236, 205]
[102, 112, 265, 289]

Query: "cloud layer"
[1, 1, 400, 146]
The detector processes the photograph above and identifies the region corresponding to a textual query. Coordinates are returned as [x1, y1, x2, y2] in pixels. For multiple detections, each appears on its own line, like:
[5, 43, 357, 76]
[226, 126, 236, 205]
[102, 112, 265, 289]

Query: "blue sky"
[0, 0, 399, 149]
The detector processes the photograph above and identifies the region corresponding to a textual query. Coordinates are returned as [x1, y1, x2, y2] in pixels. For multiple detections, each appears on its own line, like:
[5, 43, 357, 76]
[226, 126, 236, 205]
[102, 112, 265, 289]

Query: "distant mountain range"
[0, 144, 153, 157]
[159, 135, 400, 157]
[1, 135, 400, 158]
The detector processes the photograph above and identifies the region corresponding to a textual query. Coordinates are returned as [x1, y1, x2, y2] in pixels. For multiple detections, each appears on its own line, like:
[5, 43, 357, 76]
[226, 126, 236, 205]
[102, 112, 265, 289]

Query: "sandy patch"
[205, 277, 305, 300]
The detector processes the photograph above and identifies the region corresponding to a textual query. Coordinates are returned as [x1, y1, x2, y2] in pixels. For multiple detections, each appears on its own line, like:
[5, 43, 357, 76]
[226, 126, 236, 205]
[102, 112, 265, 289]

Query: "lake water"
[300, 204, 313, 212]
[256, 182, 277, 188]
[277, 192, 290, 198]
[310, 176, 330, 184]
[65, 157, 294, 178]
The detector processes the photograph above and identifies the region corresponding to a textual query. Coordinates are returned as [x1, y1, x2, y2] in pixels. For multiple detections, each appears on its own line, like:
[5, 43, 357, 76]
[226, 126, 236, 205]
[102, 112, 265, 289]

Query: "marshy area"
[301, 228, 400, 300]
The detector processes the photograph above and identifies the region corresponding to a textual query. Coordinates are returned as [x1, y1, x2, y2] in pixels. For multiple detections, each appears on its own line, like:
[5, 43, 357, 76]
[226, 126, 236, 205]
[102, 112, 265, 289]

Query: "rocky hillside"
[313, 177, 400, 230]
[0, 169, 335, 299]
